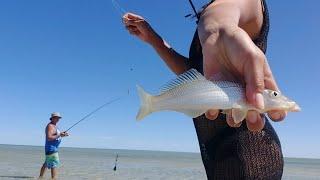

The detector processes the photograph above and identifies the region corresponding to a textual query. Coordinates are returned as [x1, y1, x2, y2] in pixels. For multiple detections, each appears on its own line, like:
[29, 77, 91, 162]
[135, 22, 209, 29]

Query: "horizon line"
[1, 143, 319, 160]
[0, 143, 200, 154]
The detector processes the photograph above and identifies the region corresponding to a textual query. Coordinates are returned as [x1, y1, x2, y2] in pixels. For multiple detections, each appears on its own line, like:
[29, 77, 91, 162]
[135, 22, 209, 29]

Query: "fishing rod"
[65, 97, 121, 132]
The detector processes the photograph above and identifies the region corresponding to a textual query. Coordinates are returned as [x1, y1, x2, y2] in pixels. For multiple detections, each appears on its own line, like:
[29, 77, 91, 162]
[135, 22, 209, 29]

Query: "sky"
[0, 0, 319, 159]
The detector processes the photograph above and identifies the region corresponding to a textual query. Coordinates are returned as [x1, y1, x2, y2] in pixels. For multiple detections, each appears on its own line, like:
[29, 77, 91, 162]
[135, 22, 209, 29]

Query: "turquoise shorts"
[45, 152, 60, 169]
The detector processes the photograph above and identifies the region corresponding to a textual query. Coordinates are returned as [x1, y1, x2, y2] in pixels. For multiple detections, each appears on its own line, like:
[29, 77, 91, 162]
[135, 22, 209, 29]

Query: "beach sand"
[0, 145, 319, 180]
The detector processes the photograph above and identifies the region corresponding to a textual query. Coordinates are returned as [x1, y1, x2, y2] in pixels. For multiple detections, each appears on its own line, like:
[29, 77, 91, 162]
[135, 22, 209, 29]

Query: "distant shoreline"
[1, 143, 318, 160]
[0, 143, 200, 155]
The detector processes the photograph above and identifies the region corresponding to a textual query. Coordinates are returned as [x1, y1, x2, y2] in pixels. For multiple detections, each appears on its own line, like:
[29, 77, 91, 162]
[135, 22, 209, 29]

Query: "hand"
[60, 131, 69, 137]
[122, 13, 160, 44]
[200, 26, 287, 132]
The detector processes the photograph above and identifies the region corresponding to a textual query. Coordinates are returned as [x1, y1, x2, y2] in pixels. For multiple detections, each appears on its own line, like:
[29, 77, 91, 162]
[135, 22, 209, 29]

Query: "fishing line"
[188, 0, 200, 22]
[63, 1, 138, 133]
[110, 0, 137, 90]
[65, 97, 121, 132]
[111, 0, 127, 17]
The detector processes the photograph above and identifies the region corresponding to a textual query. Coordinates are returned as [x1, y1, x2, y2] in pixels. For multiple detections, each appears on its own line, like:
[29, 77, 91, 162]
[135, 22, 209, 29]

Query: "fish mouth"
[289, 102, 301, 112]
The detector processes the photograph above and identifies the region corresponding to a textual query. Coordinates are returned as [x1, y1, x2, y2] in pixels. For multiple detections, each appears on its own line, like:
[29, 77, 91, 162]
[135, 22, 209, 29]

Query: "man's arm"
[46, 124, 60, 141]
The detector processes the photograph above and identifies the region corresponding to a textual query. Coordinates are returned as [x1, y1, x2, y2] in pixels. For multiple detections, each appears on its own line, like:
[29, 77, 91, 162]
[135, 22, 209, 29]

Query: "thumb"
[244, 56, 265, 110]
[125, 13, 142, 21]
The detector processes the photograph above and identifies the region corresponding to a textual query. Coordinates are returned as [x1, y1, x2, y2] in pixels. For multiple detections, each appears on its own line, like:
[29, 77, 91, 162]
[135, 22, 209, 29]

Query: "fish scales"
[136, 69, 300, 122]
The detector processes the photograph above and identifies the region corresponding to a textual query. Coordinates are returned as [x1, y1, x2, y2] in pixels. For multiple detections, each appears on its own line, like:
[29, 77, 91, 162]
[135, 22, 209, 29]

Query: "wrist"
[148, 33, 163, 47]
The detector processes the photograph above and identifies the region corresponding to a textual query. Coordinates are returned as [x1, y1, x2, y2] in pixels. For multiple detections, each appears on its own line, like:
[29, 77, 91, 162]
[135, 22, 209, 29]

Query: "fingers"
[205, 109, 219, 120]
[123, 13, 144, 27]
[267, 110, 287, 122]
[263, 60, 287, 122]
[123, 15, 142, 36]
[61, 132, 69, 137]
[205, 110, 265, 131]
[205, 110, 242, 128]
[125, 25, 137, 31]
[122, 17, 145, 36]
[242, 51, 266, 131]
[244, 52, 265, 110]
[129, 30, 140, 36]
[225, 110, 264, 131]
[123, 19, 141, 27]
[122, 13, 155, 43]
[226, 113, 242, 128]
[123, 13, 143, 21]
[246, 111, 265, 131]
[125, 25, 140, 35]
[264, 72, 287, 121]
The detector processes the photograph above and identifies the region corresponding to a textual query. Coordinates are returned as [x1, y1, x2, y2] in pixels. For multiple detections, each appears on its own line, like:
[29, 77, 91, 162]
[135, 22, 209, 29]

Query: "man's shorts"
[45, 152, 60, 169]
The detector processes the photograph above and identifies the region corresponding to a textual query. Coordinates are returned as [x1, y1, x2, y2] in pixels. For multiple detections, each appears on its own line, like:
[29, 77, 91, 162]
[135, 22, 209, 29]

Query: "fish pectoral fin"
[231, 109, 247, 123]
[180, 109, 206, 118]
[221, 110, 228, 114]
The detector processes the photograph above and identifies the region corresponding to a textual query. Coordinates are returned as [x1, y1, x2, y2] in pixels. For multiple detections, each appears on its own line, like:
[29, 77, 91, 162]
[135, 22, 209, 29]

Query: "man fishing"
[39, 112, 69, 179]
[123, 0, 286, 179]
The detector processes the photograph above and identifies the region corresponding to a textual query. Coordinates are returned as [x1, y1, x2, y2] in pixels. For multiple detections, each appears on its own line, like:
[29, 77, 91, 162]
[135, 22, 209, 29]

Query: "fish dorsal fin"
[160, 69, 206, 93]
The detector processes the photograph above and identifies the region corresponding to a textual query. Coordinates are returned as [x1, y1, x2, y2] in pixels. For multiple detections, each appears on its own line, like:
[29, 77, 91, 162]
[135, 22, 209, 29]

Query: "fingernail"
[247, 111, 257, 123]
[255, 93, 265, 109]
[270, 112, 281, 120]
[209, 110, 217, 116]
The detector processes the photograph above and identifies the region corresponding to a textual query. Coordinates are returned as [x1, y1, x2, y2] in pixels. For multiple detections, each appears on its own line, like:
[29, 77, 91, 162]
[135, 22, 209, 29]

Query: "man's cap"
[50, 112, 62, 120]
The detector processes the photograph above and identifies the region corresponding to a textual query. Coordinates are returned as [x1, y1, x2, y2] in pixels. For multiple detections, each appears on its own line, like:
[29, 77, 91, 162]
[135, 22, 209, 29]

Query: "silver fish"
[136, 69, 300, 122]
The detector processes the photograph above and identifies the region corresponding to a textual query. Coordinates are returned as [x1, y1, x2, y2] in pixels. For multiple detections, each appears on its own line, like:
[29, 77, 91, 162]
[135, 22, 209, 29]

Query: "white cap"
[50, 112, 62, 120]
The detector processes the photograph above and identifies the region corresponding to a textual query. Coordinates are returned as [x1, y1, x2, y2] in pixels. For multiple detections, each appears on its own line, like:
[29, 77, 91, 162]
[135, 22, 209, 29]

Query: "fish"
[136, 69, 300, 123]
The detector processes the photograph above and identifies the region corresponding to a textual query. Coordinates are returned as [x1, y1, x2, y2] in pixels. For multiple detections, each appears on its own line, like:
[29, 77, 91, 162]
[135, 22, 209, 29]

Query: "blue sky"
[0, 0, 319, 158]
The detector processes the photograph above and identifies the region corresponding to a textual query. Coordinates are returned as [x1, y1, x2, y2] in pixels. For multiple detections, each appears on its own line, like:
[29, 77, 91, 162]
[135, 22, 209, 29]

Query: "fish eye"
[273, 91, 278, 96]
[269, 90, 280, 98]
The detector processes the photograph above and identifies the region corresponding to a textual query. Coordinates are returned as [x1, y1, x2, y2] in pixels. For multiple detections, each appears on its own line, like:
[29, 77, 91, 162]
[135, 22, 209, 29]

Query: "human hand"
[122, 13, 160, 45]
[200, 26, 287, 132]
[60, 131, 69, 137]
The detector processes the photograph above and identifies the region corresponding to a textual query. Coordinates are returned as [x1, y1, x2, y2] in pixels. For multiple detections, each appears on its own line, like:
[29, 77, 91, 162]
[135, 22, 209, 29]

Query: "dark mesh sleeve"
[188, 0, 283, 179]
[193, 114, 283, 179]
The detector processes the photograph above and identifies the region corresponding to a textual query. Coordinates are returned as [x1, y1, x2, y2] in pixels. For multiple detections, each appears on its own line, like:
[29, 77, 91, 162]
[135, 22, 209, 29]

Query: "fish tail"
[136, 85, 153, 121]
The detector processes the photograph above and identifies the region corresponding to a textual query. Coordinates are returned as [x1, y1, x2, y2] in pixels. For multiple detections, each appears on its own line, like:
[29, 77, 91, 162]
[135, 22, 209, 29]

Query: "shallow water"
[0, 145, 319, 180]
